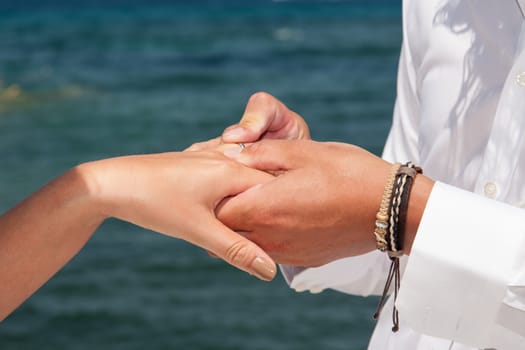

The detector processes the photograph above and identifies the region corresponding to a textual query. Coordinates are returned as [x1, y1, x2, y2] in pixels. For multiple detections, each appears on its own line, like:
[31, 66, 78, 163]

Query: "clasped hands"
[86, 92, 430, 284]
[0, 93, 433, 321]
[184, 92, 405, 279]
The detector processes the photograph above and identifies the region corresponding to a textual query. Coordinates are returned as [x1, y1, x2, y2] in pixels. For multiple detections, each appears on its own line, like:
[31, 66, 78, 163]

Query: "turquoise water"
[0, 1, 401, 349]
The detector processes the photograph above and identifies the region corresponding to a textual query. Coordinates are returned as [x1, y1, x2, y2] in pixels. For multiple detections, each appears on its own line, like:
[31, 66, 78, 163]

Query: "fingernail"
[223, 145, 242, 158]
[223, 127, 245, 140]
[251, 257, 276, 281]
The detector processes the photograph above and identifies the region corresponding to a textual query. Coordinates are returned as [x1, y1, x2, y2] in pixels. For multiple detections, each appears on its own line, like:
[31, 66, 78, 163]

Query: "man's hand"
[216, 140, 433, 266]
[216, 140, 388, 266]
[186, 92, 310, 152]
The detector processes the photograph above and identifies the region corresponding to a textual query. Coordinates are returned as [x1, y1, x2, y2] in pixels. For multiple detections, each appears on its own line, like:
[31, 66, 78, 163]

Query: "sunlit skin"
[189, 92, 434, 266]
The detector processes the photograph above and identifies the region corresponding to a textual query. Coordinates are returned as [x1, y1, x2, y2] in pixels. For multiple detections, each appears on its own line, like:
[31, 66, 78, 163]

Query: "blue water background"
[0, 1, 401, 349]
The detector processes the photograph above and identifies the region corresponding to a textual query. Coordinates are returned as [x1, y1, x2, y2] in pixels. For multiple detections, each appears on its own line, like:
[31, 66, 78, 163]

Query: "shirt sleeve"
[382, 37, 420, 165]
[396, 181, 525, 349]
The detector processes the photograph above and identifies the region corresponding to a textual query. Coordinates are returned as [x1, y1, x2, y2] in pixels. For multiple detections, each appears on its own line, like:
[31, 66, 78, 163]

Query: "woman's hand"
[81, 149, 277, 281]
[186, 92, 310, 152]
[0, 148, 276, 321]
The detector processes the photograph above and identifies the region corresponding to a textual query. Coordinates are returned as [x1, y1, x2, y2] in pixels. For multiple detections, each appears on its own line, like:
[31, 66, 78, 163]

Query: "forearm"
[0, 166, 104, 320]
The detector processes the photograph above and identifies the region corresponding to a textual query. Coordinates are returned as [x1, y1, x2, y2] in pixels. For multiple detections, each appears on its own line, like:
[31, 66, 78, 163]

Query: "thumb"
[222, 92, 285, 143]
[192, 219, 277, 281]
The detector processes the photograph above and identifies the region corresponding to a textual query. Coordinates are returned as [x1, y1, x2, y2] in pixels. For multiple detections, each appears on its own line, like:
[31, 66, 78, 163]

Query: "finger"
[184, 137, 222, 152]
[215, 193, 254, 232]
[216, 158, 275, 200]
[223, 139, 303, 172]
[214, 142, 252, 155]
[222, 92, 290, 143]
[216, 173, 284, 232]
[190, 218, 277, 281]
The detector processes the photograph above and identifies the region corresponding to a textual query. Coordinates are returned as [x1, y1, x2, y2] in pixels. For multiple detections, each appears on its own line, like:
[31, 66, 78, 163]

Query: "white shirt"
[281, 0, 525, 349]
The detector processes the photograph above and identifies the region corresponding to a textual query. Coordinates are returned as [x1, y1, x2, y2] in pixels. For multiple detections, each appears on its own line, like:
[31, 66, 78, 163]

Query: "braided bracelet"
[373, 162, 401, 252]
[373, 162, 422, 332]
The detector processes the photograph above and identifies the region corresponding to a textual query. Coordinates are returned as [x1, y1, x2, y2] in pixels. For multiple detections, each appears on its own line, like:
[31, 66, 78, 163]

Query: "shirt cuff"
[397, 182, 525, 348]
[279, 250, 401, 296]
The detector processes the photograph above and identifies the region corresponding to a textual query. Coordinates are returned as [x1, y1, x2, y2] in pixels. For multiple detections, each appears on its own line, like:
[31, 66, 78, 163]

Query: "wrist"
[70, 162, 112, 221]
[371, 163, 434, 330]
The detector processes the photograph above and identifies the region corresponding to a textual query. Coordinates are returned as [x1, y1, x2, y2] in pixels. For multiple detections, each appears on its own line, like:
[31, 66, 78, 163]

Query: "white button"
[484, 182, 498, 198]
[517, 72, 525, 87]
